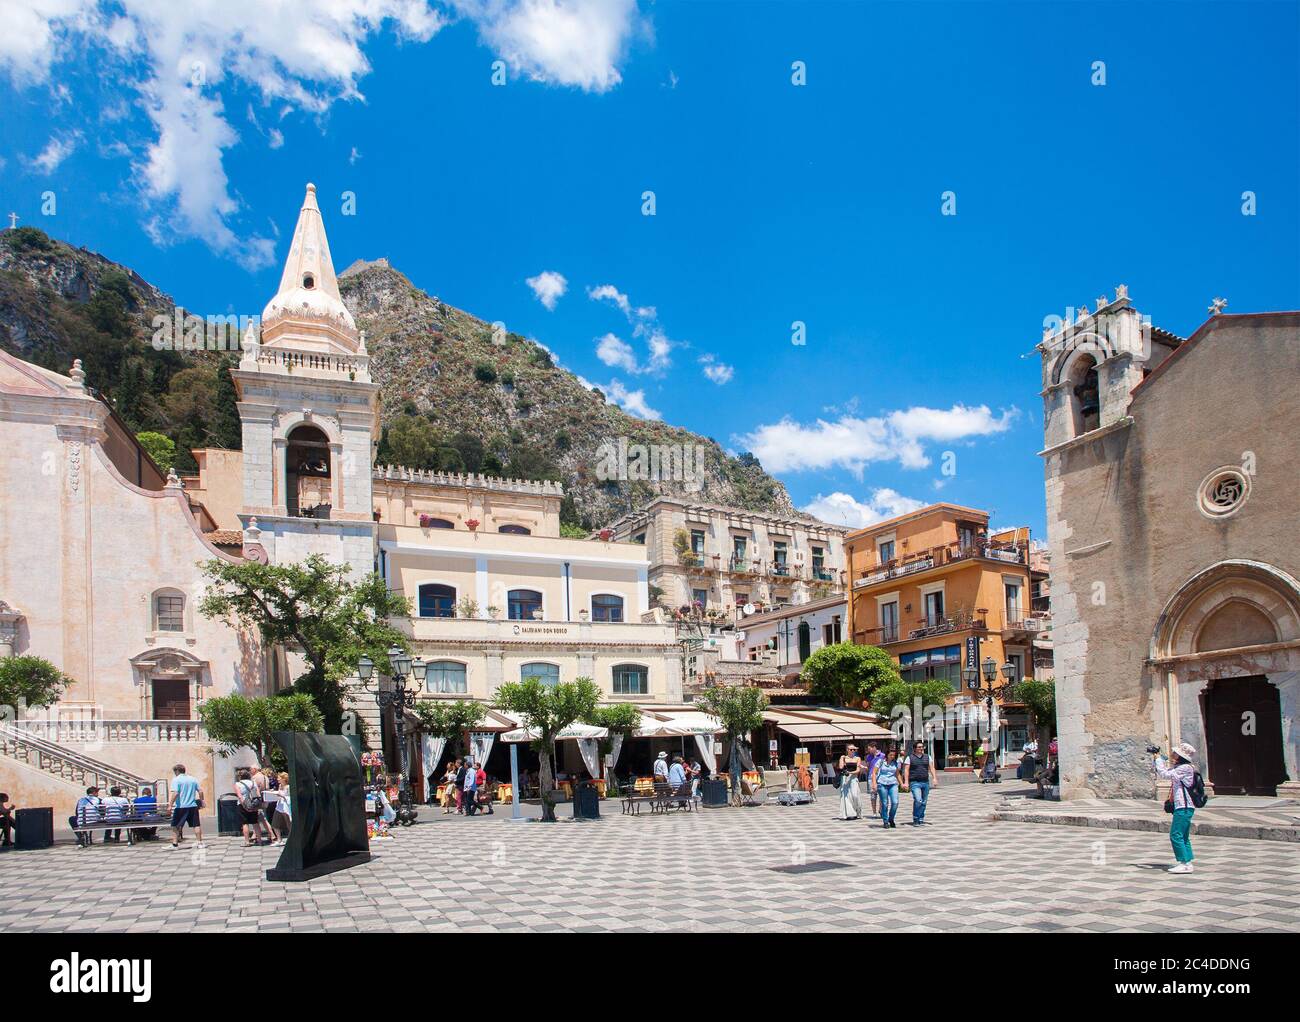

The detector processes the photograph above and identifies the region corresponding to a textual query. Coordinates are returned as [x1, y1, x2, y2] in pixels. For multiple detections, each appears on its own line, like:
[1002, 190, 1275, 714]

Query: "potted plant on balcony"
[486, 605, 501, 619]
[455, 596, 481, 619]
[466, 518, 480, 532]
[598, 528, 613, 542]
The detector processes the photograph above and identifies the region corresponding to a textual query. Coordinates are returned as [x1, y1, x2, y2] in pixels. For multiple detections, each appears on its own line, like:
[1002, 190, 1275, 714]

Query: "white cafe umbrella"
[500, 721, 609, 744]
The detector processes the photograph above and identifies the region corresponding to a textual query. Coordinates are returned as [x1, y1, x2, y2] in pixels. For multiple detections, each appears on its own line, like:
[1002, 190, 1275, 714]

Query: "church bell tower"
[231, 183, 378, 578]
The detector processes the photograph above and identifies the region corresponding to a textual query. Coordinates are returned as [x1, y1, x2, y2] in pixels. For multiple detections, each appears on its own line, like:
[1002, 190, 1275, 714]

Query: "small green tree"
[870, 679, 953, 741]
[0, 655, 74, 715]
[696, 685, 768, 803]
[200, 554, 411, 733]
[411, 699, 486, 764]
[136, 430, 176, 472]
[199, 692, 324, 770]
[586, 702, 643, 794]
[801, 643, 900, 707]
[494, 676, 599, 822]
[1014, 677, 1056, 748]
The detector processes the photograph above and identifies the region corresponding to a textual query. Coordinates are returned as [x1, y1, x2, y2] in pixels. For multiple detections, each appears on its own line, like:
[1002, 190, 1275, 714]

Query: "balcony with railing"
[852, 538, 1026, 590]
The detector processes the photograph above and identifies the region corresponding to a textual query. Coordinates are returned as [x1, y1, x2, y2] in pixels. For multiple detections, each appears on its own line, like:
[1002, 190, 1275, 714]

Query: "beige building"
[1039, 290, 1299, 798]
[604, 497, 848, 621]
[0, 349, 264, 808]
[180, 185, 680, 737]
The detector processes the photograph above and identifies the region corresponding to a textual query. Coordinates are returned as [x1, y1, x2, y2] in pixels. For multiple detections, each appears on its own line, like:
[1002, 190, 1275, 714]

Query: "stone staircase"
[0, 723, 155, 797]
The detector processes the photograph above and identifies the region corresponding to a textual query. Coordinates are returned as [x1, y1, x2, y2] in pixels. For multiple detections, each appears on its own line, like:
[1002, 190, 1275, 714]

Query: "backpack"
[1187, 771, 1209, 808]
[238, 779, 261, 812]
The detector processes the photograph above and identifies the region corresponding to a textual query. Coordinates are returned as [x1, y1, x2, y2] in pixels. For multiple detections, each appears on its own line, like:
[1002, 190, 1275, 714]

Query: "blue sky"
[2, 0, 1297, 537]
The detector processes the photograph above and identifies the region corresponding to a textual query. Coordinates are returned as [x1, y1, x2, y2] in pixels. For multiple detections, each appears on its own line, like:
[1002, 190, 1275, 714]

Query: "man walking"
[169, 763, 204, 848]
[863, 743, 885, 816]
[462, 758, 479, 816]
[902, 740, 936, 825]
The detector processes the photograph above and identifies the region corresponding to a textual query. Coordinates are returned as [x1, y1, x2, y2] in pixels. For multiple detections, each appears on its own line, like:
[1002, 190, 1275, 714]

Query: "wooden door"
[1204, 676, 1286, 796]
[152, 678, 191, 720]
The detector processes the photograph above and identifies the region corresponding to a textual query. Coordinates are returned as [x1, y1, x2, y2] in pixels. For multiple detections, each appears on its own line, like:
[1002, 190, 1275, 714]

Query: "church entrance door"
[1204, 675, 1286, 796]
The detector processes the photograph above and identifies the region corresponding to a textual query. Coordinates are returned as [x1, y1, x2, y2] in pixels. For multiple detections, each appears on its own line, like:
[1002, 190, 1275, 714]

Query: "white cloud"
[1, 1, 640, 268]
[454, 0, 641, 93]
[596, 333, 638, 373]
[736, 404, 1018, 475]
[602, 379, 661, 420]
[699, 354, 733, 385]
[802, 489, 926, 529]
[587, 282, 632, 317]
[28, 130, 81, 172]
[525, 269, 568, 310]
[587, 281, 674, 373]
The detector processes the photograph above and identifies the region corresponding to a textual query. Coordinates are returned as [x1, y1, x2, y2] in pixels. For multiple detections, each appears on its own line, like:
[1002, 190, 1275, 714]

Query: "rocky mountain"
[0, 227, 799, 526]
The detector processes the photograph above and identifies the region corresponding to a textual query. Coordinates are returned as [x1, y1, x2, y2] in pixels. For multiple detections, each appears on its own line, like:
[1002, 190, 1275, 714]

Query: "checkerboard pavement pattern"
[2, 784, 1296, 933]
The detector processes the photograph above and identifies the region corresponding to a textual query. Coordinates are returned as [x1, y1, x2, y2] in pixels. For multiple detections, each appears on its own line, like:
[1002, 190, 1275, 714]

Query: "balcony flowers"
[466, 518, 480, 532]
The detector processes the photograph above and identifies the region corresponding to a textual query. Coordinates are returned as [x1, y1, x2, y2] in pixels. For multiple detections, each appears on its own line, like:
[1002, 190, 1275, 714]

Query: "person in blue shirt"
[667, 756, 688, 789]
[132, 786, 159, 841]
[169, 763, 204, 848]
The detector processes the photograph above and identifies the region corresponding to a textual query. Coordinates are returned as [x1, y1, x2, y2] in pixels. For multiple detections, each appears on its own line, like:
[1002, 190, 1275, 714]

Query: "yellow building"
[845, 503, 1050, 768]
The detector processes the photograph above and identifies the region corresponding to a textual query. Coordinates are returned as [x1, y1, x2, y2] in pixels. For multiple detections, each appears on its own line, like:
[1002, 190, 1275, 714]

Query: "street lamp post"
[358, 647, 425, 826]
[967, 656, 1017, 765]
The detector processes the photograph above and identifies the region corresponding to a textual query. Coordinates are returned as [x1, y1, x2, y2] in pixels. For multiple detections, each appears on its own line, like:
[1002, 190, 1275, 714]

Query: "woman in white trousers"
[837, 745, 863, 820]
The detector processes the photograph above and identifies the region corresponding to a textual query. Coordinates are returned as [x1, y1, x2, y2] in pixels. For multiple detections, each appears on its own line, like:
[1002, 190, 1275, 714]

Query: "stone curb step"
[991, 808, 1300, 843]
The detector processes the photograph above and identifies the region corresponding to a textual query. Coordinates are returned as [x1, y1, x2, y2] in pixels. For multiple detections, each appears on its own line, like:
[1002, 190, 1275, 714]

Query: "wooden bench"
[652, 781, 700, 814]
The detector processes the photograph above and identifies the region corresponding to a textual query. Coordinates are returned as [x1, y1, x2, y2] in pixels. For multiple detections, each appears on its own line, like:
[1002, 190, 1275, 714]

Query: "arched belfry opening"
[286, 424, 331, 518]
[1068, 354, 1101, 436]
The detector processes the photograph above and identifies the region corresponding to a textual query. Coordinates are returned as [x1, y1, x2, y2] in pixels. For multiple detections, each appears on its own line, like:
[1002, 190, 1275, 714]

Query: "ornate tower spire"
[259, 183, 359, 354]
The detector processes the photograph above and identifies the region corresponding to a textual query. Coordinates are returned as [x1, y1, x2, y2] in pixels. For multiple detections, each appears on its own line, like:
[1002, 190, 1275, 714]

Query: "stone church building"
[1039, 289, 1299, 799]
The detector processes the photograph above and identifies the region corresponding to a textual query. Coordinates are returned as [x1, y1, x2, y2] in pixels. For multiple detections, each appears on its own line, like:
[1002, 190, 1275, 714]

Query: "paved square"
[3, 784, 1297, 932]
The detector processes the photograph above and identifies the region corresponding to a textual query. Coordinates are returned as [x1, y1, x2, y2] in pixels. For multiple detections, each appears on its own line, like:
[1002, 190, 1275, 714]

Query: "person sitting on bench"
[102, 786, 132, 842]
[0, 793, 16, 847]
[73, 786, 102, 847]
[132, 787, 159, 841]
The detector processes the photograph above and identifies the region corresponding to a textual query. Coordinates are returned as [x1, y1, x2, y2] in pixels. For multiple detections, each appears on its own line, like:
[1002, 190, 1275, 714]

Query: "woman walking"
[440, 761, 459, 814]
[271, 772, 292, 843]
[836, 744, 863, 820]
[871, 747, 902, 828]
[1154, 742, 1200, 874]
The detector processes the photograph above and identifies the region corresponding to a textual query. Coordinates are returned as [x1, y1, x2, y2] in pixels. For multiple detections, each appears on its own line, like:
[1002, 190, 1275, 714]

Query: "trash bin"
[701, 779, 728, 808]
[15, 807, 53, 849]
[572, 781, 600, 820]
[217, 793, 243, 836]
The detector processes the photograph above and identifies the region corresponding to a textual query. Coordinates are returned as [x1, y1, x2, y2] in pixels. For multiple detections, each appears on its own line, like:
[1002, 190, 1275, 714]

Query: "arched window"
[499, 524, 531, 535]
[418, 583, 456, 618]
[612, 664, 649, 695]
[419, 516, 454, 529]
[426, 661, 467, 694]
[508, 589, 543, 620]
[591, 594, 624, 622]
[153, 590, 185, 632]
[521, 662, 559, 687]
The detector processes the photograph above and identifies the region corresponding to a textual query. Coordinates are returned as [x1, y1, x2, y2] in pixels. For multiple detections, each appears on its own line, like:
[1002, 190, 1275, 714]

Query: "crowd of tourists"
[834, 740, 936, 828]
[434, 758, 497, 816]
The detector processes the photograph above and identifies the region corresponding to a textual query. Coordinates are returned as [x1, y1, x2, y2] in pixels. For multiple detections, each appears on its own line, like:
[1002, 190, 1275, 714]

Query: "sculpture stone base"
[267, 849, 371, 883]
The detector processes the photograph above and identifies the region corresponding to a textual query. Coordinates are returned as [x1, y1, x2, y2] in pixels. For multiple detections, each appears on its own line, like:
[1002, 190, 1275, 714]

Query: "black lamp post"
[358, 646, 425, 826]
[968, 656, 1017, 761]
